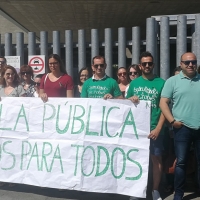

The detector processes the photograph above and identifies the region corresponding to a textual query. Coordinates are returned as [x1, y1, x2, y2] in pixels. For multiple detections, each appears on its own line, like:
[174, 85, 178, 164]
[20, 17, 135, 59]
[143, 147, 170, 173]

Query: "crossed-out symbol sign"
[29, 56, 44, 73]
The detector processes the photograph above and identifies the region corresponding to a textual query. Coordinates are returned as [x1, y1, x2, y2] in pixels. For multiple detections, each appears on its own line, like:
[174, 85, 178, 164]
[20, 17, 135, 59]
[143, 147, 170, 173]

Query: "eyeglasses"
[141, 62, 153, 67]
[49, 62, 58, 66]
[5, 73, 15, 77]
[80, 74, 89, 78]
[0, 61, 5, 64]
[21, 72, 31, 75]
[181, 60, 197, 66]
[35, 82, 40, 86]
[93, 64, 105, 68]
[129, 72, 138, 76]
[118, 72, 127, 76]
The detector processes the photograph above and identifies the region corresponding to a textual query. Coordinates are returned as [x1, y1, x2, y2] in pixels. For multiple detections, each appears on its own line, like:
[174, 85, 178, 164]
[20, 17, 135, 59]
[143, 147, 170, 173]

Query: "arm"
[148, 112, 165, 140]
[103, 94, 124, 100]
[40, 89, 48, 102]
[160, 97, 183, 128]
[66, 90, 74, 97]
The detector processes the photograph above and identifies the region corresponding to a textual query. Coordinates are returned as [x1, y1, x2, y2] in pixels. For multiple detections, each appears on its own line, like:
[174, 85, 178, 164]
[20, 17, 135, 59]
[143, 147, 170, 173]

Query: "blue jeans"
[173, 125, 200, 200]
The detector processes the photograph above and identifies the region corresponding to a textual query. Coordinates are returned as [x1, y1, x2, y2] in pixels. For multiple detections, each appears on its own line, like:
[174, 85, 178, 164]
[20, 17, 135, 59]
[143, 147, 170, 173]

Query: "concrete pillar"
[118, 27, 126, 68]
[65, 30, 73, 77]
[78, 29, 86, 71]
[160, 17, 170, 80]
[53, 31, 60, 56]
[132, 26, 140, 64]
[5, 33, 12, 56]
[28, 32, 36, 56]
[176, 15, 187, 67]
[195, 14, 200, 65]
[16, 32, 24, 66]
[105, 28, 113, 77]
[40, 31, 48, 72]
[91, 29, 99, 61]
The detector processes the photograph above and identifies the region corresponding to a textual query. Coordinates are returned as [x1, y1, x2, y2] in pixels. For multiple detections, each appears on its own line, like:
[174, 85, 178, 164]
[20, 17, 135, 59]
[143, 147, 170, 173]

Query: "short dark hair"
[35, 73, 45, 79]
[92, 55, 106, 65]
[78, 67, 92, 85]
[48, 54, 67, 74]
[173, 66, 181, 75]
[127, 64, 141, 82]
[0, 65, 20, 87]
[20, 65, 34, 78]
[139, 51, 154, 63]
[0, 56, 7, 64]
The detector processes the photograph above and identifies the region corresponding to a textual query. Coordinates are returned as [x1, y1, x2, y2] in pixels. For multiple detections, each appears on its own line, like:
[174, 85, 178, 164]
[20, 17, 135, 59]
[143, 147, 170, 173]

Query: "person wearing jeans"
[160, 52, 200, 200]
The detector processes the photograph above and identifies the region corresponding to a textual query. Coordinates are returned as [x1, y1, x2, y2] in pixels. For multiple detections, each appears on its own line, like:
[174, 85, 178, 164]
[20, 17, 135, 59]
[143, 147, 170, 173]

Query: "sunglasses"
[21, 72, 31, 75]
[93, 64, 105, 68]
[35, 82, 40, 86]
[118, 72, 127, 76]
[181, 60, 197, 66]
[141, 62, 153, 67]
[129, 72, 138, 76]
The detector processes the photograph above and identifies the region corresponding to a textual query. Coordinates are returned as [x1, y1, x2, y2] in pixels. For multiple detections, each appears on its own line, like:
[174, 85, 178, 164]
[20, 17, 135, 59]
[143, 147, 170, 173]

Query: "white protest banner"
[5, 56, 21, 73]
[0, 98, 151, 198]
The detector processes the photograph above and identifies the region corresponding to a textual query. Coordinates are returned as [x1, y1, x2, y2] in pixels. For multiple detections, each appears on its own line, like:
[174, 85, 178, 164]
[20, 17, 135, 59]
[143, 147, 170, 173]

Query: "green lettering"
[49, 144, 64, 173]
[56, 105, 72, 134]
[42, 104, 56, 132]
[71, 144, 84, 176]
[0, 104, 12, 130]
[111, 147, 126, 179]
[14, 104, 29, 131]
[126, 149, 142, 180]
[81, 146, 95, 176]
[100, 106, 106, 136]
[2, 141, 16, 170]
[27, 142, 40, 171]
[95, 146, 110, 177]
[21, 141, 32, 170]
[41, 142, 52, 172]
[105, 107, 120, 137]
[71, 105, 85, 134]
[86, 106, 99, 136]
[119, 109, 138, 139]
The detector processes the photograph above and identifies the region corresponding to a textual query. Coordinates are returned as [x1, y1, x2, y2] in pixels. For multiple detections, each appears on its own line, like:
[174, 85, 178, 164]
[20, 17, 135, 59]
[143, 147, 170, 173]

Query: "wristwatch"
[170, 119, 176, 125]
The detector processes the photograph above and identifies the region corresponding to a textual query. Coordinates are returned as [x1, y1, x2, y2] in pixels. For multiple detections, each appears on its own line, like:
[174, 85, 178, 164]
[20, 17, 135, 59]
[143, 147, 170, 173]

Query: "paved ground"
[0, 183, 199, 200]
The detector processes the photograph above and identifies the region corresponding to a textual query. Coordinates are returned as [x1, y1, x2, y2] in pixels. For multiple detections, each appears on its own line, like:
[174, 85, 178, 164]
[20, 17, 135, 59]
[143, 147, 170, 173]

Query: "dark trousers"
[173, 125, 200, 200]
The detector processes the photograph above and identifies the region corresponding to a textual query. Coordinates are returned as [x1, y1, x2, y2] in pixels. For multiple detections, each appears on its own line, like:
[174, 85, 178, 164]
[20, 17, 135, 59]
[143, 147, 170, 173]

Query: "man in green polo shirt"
[160, 52, 200, 200]
[81, 55, 123, 99]
[127, 51, 165, 200]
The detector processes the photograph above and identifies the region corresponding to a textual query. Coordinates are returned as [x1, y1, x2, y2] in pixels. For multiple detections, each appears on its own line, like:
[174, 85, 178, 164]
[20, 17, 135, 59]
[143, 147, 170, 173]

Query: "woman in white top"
[117, 67, 129, 98]
[0, 65, 25, 187]
[0, 65, 25, 97]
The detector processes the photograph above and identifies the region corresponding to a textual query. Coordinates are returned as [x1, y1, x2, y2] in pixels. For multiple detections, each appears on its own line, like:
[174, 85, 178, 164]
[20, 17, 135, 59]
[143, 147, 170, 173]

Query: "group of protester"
[0, 51, 199, 200]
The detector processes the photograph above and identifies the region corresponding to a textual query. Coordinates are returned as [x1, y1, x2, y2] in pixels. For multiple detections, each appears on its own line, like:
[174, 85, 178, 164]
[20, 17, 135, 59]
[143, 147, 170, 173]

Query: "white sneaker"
[152, 190, 162, 200]
[129, 197, 139, 200]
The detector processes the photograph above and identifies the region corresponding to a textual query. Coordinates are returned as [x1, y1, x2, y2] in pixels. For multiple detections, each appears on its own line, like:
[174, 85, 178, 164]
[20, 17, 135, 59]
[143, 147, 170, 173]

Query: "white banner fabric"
[0, 98, 151, 198]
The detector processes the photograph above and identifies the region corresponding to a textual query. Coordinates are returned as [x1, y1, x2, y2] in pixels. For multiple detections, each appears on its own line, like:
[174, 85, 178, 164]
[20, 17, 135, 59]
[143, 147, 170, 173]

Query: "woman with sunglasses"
[20, 65, 36, 97]
[117, 67, 129, 97]
[127, 64, 141, 82]
[124, 64, 141, 97]
[0, 65, 25, 97]
[74, 67, 91, 97]
[40, 54, 74, 102]
[34, 74, 44, 97]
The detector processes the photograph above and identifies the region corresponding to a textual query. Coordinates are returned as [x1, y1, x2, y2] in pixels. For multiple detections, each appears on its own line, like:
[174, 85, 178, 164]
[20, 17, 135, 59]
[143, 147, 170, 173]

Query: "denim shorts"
[150, 134, 164, 156]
